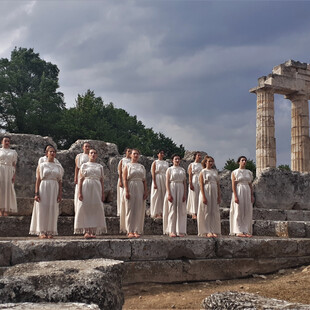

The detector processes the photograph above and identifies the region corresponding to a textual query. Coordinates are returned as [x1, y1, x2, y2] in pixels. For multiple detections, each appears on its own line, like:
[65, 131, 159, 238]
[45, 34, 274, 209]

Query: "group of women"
[0, 136, 254, 239]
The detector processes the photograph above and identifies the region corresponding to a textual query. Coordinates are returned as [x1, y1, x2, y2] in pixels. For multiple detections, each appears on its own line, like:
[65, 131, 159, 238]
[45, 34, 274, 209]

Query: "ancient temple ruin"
[250, 60, 310, 175]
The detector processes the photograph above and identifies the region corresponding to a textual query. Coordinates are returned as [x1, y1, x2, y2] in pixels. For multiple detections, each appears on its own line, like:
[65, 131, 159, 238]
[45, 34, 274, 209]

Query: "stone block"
[201, 291, 310, 310]
[287, 221, 306, 238]
[0, 303, 100, 309]
[0, 259, 124, 310]
[130, 238, 216, 261]
[0, 242, 12, 267]
[253, 208, 286, 221]
[253, 220, 276, 236]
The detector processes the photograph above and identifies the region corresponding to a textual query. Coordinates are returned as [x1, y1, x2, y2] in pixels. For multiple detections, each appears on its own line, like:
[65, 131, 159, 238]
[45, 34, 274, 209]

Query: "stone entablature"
[250, 60, 310, 175]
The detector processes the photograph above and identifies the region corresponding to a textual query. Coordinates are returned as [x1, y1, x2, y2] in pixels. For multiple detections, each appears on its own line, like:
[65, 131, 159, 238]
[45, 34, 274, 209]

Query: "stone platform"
[1, 236, 310, 284]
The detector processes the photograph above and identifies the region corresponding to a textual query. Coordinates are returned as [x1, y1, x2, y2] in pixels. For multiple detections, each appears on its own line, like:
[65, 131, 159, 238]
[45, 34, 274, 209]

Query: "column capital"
[285, 92, 309, 101]
[249, 85, 274, 95]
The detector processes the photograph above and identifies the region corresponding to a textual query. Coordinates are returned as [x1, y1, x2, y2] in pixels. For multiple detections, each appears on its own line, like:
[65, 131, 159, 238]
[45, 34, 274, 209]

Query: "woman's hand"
[119, 180, 123, 188]
[190, 184, 194, 191]
[251, 194, 254, 204]
[74, 177, 78, 185]
[79, 193, 83, 201]
[168, 194, 173, 203]
[34, 195, 40, 202]
[217, 195, 221, 205]
[126, 191, 130, 200]
[143, 190, 148, 200]
[234, 196, 239, 204]
[153, 183, 157, 189]
[203, 197, 208, 205]
[182, 194, 186, 202]
[12, 175, 15, 183]
[102, 193, 105, 203]
[57, 194, 62, 203]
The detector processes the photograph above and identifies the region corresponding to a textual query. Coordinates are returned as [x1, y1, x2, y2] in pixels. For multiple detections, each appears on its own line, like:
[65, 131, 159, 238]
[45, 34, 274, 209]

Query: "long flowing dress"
[74, 153, 89, 213]
[117, 157, 131, 216]
[186, 162, 202, 215]
[29, 162, 64, 236]
[0, 148, 18, 213]
[150, 160, 169, 218]
[121, 162, 146, 234]
[197, 169, 221, 236]
[163, 166, 187, 235]
[74, 162, 107, 235]
[230, 168, 253, 235]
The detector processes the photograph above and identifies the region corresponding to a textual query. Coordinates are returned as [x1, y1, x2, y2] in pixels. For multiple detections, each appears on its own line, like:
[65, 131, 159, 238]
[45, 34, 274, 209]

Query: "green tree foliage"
[60, 90, 185, 157]
[278, 164, 291, 171]
[224, 158, 256, 178]
[0, 47, 65, 136]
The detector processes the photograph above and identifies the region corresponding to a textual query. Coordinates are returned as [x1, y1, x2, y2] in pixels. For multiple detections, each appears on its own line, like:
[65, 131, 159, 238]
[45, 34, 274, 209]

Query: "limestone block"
[275, 221, 289, 237]
[0, 242, 12, 267]
[216, 238, 298, 259]
[130, 238, 216, 261]
[0, 303, 100, 309]
[0, 259, 124, 310]
[253, 220, 276, 236]
[254, 168, 310, 210]
[287, 221, 306, 238]
[253, 208, 286, 221]
[10, 240, 132, 266]
[297, 239, 310, 256]
[218, 169, 232, 208]
[201, 291, 310, 310]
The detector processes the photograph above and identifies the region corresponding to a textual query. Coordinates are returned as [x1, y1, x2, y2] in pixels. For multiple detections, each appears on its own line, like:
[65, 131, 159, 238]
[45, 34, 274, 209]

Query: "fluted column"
[255, 88, 276, 175]
[287, 94, 310, 172]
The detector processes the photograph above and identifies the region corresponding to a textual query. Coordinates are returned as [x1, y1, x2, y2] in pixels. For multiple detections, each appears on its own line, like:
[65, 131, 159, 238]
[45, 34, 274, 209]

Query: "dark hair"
[201, 156, 214, 168]
[123, 147, 132, 154]
[89, 148, 97, 154]
[44, 144, 54, 153]
[1, 136, 10, 142]
[83, 141, 91, 147]
[237, 155, 247, 163]
[171, 153, 180, 160]
[132, 148, 140, 154]
[193, 151, 201, 161]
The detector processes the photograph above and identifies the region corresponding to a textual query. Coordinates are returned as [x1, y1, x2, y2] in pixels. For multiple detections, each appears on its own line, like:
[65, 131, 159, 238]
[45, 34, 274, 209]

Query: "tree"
[278, 164, 291, 171]
[60, 90, 185, 157]
[224, 158, 256, 178]
[0, 47, 65, 137]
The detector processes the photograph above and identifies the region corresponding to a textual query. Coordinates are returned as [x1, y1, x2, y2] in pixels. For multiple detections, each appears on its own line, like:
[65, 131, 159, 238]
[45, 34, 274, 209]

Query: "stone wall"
[2, 133, 310, 210]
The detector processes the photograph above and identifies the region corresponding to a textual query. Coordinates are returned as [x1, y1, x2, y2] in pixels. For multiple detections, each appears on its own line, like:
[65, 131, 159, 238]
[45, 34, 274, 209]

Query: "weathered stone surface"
[253, 168, 310, 210]
[0, 259, 124, 310]
[0, 303, 100, 309]
[201, 291, 310, 309]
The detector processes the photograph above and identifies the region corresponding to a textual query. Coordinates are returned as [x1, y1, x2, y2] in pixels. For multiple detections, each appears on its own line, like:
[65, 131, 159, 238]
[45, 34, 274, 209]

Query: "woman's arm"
[188, 164, 194, 191]
[166, 170, 173, 203]
[74, 155, 79, 185]
[123, 165, 130, 200]
[78, 171, 85, 201]
[143, 179, 148, 200]
[217, 181, 221, 205]
[199, 172, 207, 205]
[101, 177, 105, 202]
[34, 169, 41, 202]
[118, 159, 123, 188]
[57, 181, 62, 203]
[232, 172, 239, 204]
[151, 161, 157, 189]
[182, 178, 187, 202]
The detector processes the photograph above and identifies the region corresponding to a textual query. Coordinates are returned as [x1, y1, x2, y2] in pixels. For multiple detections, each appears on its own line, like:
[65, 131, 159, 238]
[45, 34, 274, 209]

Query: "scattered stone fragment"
[201, 291, 310, 309]
[0, 303, 100, 309]
[252, 274, 267, 279]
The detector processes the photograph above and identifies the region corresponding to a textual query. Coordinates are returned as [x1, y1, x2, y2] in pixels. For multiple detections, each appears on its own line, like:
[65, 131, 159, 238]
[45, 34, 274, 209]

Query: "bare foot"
[90, 234, 96, 239]
[84, 233, 92, 239]
[236, 233, 246, 237]
[213, 233, 218, 238]
[39, 234, 47, 239]
[47, 235, 53, 239]
[192, 214, 197, 220]
[245, 234, 253, 238]
[206, 233, 213, 238]
[127, 233, 135, 238]
[178, 234, 185, 237]
[169, 233, 177, 238]
[134, 233, 141, 238]
[3, 211, 8, 217]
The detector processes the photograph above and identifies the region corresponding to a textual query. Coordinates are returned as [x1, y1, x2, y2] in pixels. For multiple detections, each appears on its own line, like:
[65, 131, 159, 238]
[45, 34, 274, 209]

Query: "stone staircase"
[1, 198, 310, 238]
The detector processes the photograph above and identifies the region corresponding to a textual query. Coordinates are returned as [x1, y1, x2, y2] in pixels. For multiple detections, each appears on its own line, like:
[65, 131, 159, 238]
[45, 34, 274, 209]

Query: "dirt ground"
[123, 264, 310, 309]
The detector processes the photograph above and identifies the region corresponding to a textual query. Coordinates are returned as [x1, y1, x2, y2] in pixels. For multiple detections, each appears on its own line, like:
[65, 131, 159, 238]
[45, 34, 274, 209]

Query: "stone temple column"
[286, 94, 310, 172]
[255, 88, 276, 175]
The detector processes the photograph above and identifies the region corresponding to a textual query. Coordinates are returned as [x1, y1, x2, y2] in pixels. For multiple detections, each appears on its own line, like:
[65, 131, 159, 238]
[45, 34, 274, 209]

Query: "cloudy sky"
[1, 0, 310, 168]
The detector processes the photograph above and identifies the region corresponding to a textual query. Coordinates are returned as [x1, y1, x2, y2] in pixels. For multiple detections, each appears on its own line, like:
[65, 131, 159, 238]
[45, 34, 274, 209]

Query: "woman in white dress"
[74, 142, 91, 212]
[0, 136, 18, 216]
[117, 148, 132, 217]
[122, 149, 147, 238]
[186, 152, 202, 219]
[30, 146, 63, 239]
[230, 156, 254, 237]
[163, 154, 187, 237]
[74, 149, 107, 239]
[197, 156, 221, 237]
[150, 150, 169, 219]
